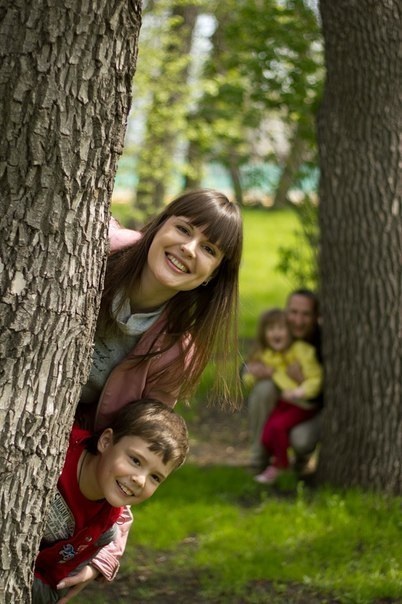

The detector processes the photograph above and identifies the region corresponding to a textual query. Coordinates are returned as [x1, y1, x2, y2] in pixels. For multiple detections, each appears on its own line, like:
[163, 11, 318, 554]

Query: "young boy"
[33, 399, 189, 603]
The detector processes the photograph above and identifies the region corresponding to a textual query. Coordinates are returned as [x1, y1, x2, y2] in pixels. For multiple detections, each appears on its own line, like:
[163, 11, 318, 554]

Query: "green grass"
[239, 206, 299, 340]
[124, 468, 402, 602]
[77, 466, 402, 603]
[198, 206, 299, 400]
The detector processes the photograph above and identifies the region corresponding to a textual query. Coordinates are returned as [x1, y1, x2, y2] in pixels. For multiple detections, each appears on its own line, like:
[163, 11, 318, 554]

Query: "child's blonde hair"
[253, 308, 289, 352]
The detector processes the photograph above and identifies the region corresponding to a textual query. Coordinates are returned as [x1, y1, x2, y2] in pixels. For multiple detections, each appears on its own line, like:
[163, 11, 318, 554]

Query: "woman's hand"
[109, 216, 140, 253]
[56, 565, 100, 603]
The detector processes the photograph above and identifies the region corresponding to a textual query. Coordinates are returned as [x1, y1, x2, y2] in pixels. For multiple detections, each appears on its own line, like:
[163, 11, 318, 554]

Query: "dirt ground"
[186, 403, 251, 467]
[80, 405, 399, 604]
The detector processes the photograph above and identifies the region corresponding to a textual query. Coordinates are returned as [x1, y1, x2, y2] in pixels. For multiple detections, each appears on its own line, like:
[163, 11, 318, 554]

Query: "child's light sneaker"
[254, 465, 282, 484]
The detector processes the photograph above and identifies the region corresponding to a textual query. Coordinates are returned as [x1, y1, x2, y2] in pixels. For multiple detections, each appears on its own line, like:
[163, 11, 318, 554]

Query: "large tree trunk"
[317, 0, 401, 493]
[0, 1, 141, 600]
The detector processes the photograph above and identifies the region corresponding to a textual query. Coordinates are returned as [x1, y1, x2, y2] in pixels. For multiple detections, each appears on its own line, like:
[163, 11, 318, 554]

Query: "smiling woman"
[69, 188, 243, 597]
[84, 188, 243, 428]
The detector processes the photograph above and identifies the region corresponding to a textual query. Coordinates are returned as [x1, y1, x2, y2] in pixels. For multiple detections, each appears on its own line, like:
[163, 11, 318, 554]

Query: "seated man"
[247, 289, 323, 473]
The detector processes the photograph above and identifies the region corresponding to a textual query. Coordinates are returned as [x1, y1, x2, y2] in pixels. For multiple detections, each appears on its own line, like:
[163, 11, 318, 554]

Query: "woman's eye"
[203, 244, 216, 256]
[177, 224, 190, 235]
[131, 456, 140, 466]
[151, 474, 161, 484]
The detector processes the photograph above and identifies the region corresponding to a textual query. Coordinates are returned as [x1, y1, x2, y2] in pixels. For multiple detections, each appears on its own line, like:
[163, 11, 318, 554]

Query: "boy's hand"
[56, 565, 100, 603]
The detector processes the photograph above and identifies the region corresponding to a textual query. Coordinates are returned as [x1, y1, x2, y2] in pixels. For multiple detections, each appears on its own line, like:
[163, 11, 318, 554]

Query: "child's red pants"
[261, 399, 317, 468]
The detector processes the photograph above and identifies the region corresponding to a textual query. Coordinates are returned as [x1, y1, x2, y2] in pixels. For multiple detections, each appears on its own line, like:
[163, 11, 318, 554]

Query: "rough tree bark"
[0, 1, 142, 600]
[317, 0, 401, 493]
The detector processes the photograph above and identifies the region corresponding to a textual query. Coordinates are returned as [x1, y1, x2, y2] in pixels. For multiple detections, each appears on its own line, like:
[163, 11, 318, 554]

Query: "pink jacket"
[94, 313, 189, 430]
[90, 219, 191, 580]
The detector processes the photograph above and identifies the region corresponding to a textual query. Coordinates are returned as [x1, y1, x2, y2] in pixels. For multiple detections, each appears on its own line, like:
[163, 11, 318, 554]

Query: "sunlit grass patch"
[125, 465, 402, 603]
[239, 207, 298, 340]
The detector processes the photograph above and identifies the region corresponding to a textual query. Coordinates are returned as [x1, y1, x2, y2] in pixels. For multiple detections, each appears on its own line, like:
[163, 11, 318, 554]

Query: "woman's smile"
[165, 252, 190, 274]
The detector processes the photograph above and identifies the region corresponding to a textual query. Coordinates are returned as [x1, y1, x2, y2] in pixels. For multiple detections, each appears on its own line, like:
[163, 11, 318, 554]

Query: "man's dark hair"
[287, 288, 320, 317]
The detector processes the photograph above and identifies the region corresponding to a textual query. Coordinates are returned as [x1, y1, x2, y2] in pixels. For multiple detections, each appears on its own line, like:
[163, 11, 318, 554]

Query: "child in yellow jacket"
[243, 308, 323, 484]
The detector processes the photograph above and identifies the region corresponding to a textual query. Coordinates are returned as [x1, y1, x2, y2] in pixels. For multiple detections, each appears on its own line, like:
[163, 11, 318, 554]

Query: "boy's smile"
[80, 433, 176, 507]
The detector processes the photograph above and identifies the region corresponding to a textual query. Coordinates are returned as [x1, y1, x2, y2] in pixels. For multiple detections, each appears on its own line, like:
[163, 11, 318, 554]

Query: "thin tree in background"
[0, 1, 142, 599]
[134, 1, 200, 218]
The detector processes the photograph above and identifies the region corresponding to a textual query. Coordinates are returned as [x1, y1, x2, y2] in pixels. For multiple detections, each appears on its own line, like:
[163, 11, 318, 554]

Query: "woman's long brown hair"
[99, 189, 243, 408]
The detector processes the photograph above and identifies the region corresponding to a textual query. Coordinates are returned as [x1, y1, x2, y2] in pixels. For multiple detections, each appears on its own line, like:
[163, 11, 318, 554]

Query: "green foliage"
[129, 0, 206, 213]
[189, 0, 323, 179]
[276, 195, 319, 290]
[123, 0, 324, 211]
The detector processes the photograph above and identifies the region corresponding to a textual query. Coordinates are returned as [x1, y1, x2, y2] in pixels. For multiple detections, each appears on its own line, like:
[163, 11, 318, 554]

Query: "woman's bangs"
[179, 206, 240, 258]
[201, 217, 240, 258]
[164, 190, 242, 259]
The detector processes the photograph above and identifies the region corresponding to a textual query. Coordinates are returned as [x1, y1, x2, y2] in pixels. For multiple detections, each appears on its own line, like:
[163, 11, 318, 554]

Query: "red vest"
[35, 426, 122, 588]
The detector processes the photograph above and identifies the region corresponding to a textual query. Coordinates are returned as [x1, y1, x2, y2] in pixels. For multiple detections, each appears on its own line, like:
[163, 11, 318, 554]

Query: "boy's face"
[265, 321, 291, 352]
[94, 431, 176, 507]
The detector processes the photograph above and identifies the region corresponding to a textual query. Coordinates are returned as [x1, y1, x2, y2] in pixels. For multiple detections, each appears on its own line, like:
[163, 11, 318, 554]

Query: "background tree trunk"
[273, 122, 307, 207]
[0, 1, 142, 600]
[317, 0, 401, 493]
[227, 155, 244, 206]
[135, 3, 199, 216]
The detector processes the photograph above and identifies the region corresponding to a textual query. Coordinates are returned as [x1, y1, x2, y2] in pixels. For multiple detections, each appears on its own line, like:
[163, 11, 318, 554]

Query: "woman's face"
[145, 216, 224, 294]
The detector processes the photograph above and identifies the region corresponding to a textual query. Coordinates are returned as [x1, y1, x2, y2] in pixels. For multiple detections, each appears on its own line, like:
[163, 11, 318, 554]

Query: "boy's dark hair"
[86, 399, 189, 469]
